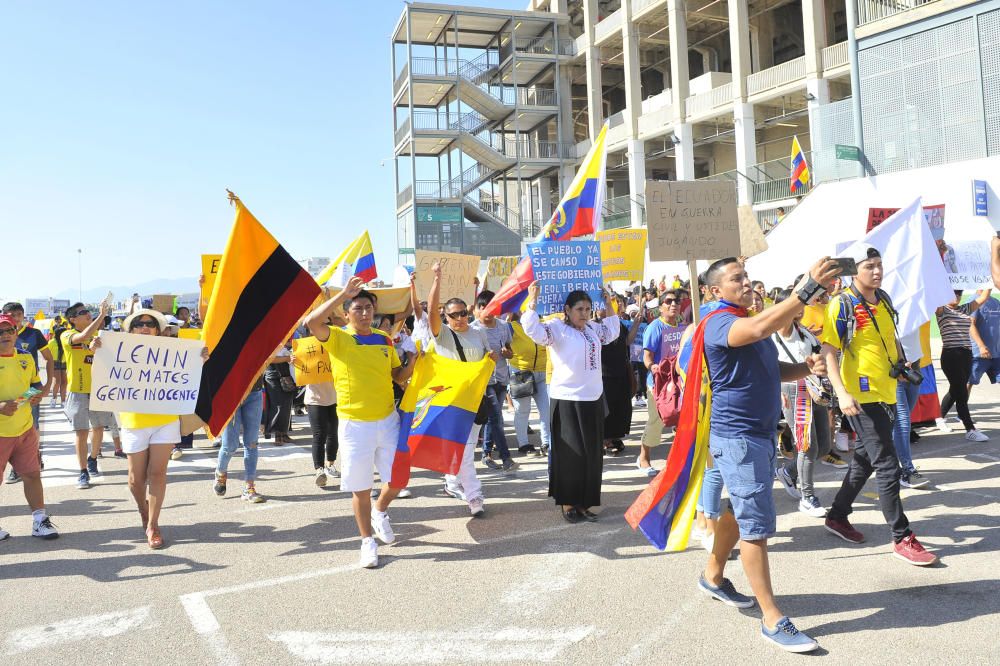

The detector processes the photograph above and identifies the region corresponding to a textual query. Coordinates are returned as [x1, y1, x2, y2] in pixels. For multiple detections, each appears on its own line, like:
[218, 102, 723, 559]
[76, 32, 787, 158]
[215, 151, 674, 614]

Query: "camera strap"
[849, 285, 907, 366]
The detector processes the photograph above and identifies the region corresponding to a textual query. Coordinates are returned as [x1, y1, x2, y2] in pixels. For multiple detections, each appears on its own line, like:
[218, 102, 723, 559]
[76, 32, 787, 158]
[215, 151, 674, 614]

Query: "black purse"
[509, 344, 538, 399]
[449, 329, 492, 425]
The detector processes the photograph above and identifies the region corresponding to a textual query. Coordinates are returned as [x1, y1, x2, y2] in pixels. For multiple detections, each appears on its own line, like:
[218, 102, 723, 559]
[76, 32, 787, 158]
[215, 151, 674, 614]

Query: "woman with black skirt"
[522, 283, 620, 523]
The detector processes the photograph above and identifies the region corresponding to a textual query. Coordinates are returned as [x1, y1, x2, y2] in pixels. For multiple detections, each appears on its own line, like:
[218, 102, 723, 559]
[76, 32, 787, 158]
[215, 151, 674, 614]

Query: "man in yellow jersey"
[62, 301, 115, 489]
[0, 314, 58, 540]
[305, 277, 417, 569]
[820, 244, 936, 565]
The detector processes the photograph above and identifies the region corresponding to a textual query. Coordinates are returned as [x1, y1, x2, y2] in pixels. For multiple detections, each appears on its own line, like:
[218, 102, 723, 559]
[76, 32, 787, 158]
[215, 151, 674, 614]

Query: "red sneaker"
[894, 534, 938, 566]
[824, 517, 865, 544]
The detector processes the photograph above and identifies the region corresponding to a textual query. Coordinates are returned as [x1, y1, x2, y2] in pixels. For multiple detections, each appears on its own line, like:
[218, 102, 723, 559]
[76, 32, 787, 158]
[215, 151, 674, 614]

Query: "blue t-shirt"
[972, 298, 1000, 358]
[642, 319, 688, 387]
[16, 326, 49, 368]
[704, 310, 781, 438]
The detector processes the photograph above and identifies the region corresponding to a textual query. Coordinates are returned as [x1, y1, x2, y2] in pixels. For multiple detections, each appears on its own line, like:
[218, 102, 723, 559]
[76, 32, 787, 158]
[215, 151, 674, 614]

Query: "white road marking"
[5, 606, 151, 655]
[269, 626, 596, 664]
[968, 453, 1000, 462]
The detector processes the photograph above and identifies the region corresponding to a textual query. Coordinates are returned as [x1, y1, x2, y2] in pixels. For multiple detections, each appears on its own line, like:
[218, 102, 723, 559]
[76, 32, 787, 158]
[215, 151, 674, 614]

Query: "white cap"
[847, 242, 881, 265]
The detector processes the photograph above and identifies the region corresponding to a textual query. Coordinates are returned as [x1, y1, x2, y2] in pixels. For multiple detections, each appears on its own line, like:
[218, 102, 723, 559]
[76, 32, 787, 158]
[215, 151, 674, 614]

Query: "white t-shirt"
[305, 381, 337, 406]
[772, 324, 816, 366]
[411, 311, 434, 349]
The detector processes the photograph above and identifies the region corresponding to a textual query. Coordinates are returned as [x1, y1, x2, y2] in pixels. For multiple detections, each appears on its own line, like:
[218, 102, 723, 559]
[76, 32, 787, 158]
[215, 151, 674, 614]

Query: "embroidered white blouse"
[522, 309, 620, 401]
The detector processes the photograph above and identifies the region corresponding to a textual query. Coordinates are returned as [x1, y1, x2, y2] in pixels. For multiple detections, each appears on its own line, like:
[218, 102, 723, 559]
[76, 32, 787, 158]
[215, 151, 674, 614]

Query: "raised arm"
[70, 301, 109, 344]
[522, 282, 554, 346]
[303, 277, 363, 342]
[427, 261, 442, 338]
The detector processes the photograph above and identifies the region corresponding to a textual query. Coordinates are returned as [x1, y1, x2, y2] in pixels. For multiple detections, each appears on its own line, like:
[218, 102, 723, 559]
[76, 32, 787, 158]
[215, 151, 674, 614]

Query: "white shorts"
[338, 412, 400, 492]
[121, 421, 181, 454]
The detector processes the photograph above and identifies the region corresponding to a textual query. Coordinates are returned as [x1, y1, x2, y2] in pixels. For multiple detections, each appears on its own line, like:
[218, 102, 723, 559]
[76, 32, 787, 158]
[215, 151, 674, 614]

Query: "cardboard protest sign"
[596, 228, 646, 281]
[201, 254, 222, 310]
[415, 250, 479, 305]
[645, 180, 739, 261]
[481, 256, 518, 292]
[291, 336, 333, 386]
[527, 241, 605, 316]
[152, 294, 175, 315]
[738, 205, 768, 258]
[90, 332, 204, 414]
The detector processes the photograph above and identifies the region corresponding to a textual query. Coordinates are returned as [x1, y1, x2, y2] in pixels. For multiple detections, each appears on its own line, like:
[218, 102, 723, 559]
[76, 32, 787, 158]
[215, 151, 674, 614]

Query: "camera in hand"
[889, 360, 923, 386]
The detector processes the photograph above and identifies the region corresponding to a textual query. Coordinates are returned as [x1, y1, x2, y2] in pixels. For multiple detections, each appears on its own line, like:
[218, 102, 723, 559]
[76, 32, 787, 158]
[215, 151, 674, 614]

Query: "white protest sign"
[644, 180, 740, 261]
[90, 332, 204, 414]
[939, 240, 994, 289]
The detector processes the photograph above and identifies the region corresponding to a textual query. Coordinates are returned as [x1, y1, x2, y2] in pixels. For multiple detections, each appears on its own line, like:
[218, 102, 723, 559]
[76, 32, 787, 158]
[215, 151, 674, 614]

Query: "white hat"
[122, 309, 168, 332]
[847, 242, 881, 265]
[625, 303, 640, 315]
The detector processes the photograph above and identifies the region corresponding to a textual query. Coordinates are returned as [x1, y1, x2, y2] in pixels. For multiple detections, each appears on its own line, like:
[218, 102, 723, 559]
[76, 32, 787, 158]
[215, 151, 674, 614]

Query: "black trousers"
[263, 380, 293, 436]
[939, 347, 974, 431]
[828, 402, 911, 542]
[306, 404, 339, 469]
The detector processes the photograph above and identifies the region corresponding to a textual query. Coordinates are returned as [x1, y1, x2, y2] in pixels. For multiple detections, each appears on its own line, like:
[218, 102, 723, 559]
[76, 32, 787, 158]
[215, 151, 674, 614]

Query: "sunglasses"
[0, 328, 15, 335]
[72, 310, 91, 318]
[446, 310, 469, 320]
[131, 319, 159, 329]
[662, 299, 677, 305]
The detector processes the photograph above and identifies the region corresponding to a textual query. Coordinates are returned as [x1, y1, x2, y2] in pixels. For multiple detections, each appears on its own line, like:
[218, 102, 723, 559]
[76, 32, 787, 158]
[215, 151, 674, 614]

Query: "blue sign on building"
[973, 180, 988, 217]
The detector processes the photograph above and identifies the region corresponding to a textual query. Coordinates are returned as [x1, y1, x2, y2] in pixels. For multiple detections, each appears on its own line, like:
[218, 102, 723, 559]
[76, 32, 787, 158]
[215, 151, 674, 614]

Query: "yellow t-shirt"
[0, 352, 40, 437]
[61, 329, 95, 394]
[821, 293, 898, 405]
[321, 325, 401, 422]
[118, 413, 177, 430]
[509, 321, 547, 372]
[800, 304, 826, 335]
[46, 336, 63, 363]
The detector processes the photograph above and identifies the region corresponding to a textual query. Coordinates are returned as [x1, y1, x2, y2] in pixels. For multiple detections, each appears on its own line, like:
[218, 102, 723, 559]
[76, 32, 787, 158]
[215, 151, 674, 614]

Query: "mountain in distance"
[55, 277, 200, 302]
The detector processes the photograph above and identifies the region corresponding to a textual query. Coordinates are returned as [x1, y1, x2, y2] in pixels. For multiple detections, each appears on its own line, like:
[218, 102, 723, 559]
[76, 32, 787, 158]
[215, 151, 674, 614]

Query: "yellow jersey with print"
[321, 326, 401, 422]
[118, 412, 177, 430]
[0, 352, 40, 437]
[61, 329, 95, 394]
[509, 321, 547, 372]
[820, 293, 898, 405]
[800, 303, 826, 335]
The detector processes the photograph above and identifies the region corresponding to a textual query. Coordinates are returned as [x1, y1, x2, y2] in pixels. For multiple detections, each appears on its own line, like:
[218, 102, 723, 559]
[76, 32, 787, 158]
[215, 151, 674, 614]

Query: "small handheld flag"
[790, 135, 810, 194]
[316, 231, 377, 286]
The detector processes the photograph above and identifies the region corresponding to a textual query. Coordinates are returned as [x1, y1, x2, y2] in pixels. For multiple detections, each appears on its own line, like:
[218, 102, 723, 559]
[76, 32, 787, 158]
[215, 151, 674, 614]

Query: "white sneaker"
[31, 516, 59, 540]
[371, 510, 395, 544]
[0, 526, 9, 541]
[325, 465, 340, 479]
[776, 467, 801, 499]
[314, 468, 328, 487]
[965, 429, 989, 442]
[397, 488, 412, 499]
[834, 432, 850, 453]
[700, 532, 715, 552]
[633, 396, 647, 408]
[359, 537, 378, 568]
[935, 418, 953, 434]
[468, 497, 485, 517]
[798, 495, 827, 518]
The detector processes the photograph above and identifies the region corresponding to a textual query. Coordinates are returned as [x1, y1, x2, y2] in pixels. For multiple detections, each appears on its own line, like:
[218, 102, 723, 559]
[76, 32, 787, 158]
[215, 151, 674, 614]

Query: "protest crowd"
[4, 184, 1000, 655]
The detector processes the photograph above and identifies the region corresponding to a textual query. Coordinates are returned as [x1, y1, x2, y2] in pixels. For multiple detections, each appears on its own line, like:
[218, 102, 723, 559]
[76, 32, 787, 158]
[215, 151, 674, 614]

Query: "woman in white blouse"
[522, 283, 619, 523]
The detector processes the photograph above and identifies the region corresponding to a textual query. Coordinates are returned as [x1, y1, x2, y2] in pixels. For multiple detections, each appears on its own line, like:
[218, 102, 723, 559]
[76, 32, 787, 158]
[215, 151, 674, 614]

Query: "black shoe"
[561, 507, 584, 524]
[526, 425, 536, 435]
[6, 468, 21, 484]
[910, 430, 921, 443]
[578, 507, 599, 522]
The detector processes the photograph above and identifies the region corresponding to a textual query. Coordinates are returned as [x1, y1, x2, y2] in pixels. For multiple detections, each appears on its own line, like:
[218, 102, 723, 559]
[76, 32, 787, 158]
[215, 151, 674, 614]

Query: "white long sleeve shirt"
[522, 309, 620, 401]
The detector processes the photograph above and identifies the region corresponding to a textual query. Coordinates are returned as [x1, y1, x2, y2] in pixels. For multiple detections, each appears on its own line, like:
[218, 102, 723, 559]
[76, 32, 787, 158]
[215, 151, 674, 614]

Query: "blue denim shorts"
[708, 432, 777, 541]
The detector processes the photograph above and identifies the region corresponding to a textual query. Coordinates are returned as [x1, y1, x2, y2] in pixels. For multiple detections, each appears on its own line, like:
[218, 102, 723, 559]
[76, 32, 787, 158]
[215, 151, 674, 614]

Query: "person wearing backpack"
[820, 244, 937, 566]
[638, 292, 687, 476]
[770, 290, 833, 519]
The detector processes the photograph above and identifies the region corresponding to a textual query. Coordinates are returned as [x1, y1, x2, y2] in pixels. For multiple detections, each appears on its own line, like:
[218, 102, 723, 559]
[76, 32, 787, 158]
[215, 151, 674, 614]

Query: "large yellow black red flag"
[194, 192, 320, 434]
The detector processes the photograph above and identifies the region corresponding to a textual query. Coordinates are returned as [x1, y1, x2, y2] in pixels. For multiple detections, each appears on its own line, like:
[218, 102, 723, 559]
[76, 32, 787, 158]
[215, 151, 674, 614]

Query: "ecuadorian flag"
[790, 135, 810, 193]
[316, 231, 377, 287]
[194, 192, 321, 435]
[390, 352, 495, 489]
[483, 122, 608, 316]
[912, 321, 942, 422]
[626, 307, 739, 550]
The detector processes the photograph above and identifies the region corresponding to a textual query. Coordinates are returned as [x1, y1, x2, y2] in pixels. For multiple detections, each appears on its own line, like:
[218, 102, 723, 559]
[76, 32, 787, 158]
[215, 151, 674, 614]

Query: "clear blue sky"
[0, 0, 525, 299]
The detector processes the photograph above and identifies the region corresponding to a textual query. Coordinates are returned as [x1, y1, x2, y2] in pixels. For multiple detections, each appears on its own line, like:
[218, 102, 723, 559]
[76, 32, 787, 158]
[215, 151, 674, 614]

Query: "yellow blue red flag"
[790, 135, 810, 193]
[316, 231, 377, 286]
[390, 352, 495, 488]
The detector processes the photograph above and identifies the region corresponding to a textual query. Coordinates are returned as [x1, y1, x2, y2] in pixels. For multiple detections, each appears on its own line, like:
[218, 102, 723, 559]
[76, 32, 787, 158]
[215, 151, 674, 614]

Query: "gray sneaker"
[698, 574, 755, 609]
[6, 468, 20, 484]
[501, 458, 518, 473]
[900, 470, 930, 489]
[761, 616, 819, 653]
[482, 454, 501, 471]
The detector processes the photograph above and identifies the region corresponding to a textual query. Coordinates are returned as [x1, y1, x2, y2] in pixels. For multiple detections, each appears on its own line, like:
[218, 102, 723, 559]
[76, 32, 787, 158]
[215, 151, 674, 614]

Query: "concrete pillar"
[582, 0, 603, 141]
[728, 0, 752, 100]
[621, 1, 642, 136]
[806, 77, 831, 152]
[752, 14, 775, 70]
[733, 102, 757, 205]
[674, 123, 695, 180]
[627, 138, 646, 227]
[802, 0, 828, 77]
[549, 0, 567, 13]
[668, 0, 689, 125]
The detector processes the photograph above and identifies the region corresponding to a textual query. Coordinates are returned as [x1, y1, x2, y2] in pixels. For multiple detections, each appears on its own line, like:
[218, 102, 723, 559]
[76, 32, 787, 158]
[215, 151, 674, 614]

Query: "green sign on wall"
[835, 144, 861, 161]
[416, 205, 462, 223]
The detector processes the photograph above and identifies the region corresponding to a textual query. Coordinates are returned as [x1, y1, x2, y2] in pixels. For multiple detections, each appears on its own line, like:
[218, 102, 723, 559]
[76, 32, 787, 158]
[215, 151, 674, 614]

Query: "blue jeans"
[513, 373, 551, 449]
[892, 371, 920, 474]
[217, 389, 263, 482]
[483, 383, 511, 461]
[696, 465, 723, 519]
[708, 432, 777, 540]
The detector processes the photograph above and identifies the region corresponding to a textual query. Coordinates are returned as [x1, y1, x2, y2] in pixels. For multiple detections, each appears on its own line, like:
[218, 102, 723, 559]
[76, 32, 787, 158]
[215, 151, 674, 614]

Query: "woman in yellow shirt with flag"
[91, 309, 209, 550]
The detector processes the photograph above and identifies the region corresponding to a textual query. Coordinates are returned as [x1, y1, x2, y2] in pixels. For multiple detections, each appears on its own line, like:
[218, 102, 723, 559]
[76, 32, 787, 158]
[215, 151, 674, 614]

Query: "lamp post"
[77, 249, 82, 302]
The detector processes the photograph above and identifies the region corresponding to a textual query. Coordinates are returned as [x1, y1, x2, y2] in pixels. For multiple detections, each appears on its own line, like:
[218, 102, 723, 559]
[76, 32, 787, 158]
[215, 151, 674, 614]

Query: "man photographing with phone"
[820, 243, 937, 565]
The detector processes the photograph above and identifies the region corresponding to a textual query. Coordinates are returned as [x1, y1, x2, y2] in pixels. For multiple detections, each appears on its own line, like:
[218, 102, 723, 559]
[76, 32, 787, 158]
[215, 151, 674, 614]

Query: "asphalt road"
[2, 381, 999, 665]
